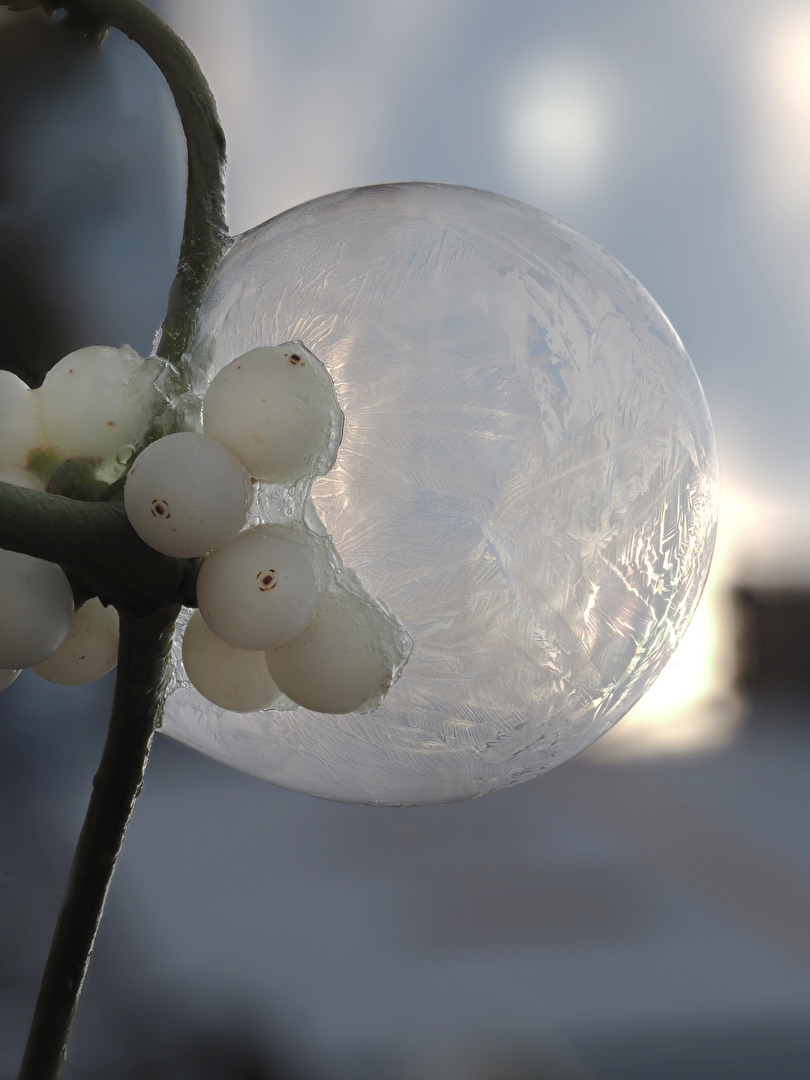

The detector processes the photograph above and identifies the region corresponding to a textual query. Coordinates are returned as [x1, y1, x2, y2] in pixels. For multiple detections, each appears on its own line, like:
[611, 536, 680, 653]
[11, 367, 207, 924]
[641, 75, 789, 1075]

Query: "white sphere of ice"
[162, 183, 718, 806]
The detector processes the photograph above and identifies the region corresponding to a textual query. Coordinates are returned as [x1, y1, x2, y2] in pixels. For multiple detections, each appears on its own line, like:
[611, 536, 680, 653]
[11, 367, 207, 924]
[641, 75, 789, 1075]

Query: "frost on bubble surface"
[161, 182, 718, 806]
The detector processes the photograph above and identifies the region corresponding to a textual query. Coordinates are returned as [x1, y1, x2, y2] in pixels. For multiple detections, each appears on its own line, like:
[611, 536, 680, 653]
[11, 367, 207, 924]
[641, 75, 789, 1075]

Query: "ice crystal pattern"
[162, 183, 718, 806]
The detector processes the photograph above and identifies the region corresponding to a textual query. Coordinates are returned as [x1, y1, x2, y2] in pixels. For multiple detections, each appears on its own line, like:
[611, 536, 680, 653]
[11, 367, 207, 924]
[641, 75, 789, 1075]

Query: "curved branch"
[50, 0, 229, 376]
[0, 481, 198, 612]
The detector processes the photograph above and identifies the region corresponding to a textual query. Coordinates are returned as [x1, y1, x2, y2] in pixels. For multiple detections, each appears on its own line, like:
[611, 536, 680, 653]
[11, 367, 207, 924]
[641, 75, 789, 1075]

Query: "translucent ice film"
[162, 183, 718, 806]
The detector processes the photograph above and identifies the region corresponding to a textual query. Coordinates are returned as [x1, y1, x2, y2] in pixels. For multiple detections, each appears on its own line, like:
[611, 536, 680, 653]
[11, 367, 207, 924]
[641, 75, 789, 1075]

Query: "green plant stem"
[0, 482, 198, 612]
[17, 605, 180, 1080]
[0, 0, 229, 560]
[0, 3, 230, 1077]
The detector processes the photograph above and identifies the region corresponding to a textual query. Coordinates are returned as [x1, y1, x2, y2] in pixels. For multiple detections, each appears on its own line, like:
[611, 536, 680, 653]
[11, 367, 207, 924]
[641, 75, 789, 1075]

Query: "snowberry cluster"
[124, 341, 410, 715]
[0, 345, 158, 690]
[0, 340, 410, 714]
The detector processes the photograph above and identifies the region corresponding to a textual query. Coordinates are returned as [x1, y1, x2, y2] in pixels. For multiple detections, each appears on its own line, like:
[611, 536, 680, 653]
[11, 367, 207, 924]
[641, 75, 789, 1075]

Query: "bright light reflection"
[503, 56, 621, 205]
[587, 485, 753, 764]
[745, 6, 810, 223]
[589, 481, 810, 763]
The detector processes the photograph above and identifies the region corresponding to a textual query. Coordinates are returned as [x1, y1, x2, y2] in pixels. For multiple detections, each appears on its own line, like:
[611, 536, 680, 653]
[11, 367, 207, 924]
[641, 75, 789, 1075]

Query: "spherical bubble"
[162, 183, 718, 806]
[0, 549, 74, 669]
[182, 610, 285, 712]
[39, 345, 159, 461]
[203, 342, 343, 484]
[124, 432, 252, 557]
[33, 597, 119, 685]
[266, 585, 409, 714]
[0, 668, 21, 692]
[196, 524, 324, 650]
[0, 371, 44, 468]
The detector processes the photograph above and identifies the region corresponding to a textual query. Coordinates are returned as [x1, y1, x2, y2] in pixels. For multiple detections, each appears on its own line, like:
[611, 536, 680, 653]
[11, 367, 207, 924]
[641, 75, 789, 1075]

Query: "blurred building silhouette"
[735, 587, 810, 698]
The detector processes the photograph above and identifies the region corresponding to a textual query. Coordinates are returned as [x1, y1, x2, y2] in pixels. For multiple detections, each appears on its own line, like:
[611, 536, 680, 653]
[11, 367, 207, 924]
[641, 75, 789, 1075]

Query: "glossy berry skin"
[196, 524, 323, 651]
[0, 550, 74, 669]
[202, 342, 343, 485]
[124, 431, 253, 558]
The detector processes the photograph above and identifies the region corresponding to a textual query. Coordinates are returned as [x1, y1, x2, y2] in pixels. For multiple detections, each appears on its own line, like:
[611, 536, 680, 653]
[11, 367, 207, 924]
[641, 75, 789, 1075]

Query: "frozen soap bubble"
[162, 183, 718, 806]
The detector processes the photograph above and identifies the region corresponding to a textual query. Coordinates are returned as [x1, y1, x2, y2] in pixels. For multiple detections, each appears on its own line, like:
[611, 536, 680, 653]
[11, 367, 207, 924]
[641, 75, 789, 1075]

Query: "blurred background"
[3, 0, 810, 1076]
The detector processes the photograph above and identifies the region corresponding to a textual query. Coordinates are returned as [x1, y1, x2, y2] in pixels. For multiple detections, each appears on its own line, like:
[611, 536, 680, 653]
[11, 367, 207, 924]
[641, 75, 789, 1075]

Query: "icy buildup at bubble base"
[161, 182, 717, 806]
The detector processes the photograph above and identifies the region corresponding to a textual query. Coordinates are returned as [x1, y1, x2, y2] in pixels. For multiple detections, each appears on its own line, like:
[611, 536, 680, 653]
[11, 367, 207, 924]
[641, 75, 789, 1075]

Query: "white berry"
[0, 371, 44, 469]
[33, 597, 119, 685]
[0, 668, 20, 692]
[124, 432, 253, 557]
[196, 524, 324, 650]
[39, 345, 159, 460]
[0, 550, 74, 669]
[202, 342, 343, 484]
[265, 586, 400, 714]
[181, 610, 285, 712]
